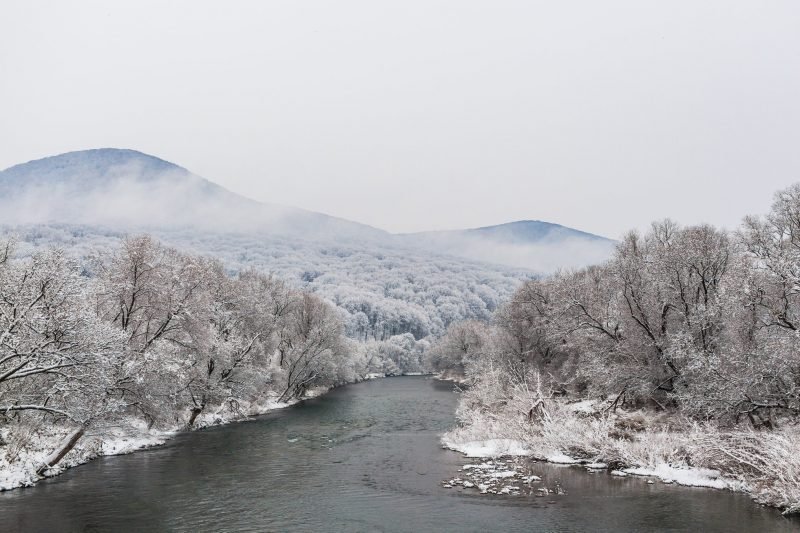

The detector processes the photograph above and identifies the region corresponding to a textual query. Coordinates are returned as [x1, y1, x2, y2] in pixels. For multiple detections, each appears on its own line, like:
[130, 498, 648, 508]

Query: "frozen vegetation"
[433, 183, 800, 515]
[0, 235, 397, 490]
[5, 224, 527, 350]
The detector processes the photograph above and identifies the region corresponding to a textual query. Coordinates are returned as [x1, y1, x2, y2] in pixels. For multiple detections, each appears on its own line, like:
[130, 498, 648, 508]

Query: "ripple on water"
[0, 377, 797, 532]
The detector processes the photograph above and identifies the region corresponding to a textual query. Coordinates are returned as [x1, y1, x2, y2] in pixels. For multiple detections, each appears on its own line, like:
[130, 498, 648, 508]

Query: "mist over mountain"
[459, 220, 609, 243]
[0, 148, 388, 242]
[404, 220, 615, 270]
[0, 148, 614, 271]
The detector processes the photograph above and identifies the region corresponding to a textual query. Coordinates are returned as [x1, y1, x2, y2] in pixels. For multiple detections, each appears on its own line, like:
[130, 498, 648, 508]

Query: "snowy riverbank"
[442, 436, 741, 491]
[0, 373, 419, 492]
[0, 368, 390, 493]
[441, 395, 800, 515]
[0, 395, 301, 492]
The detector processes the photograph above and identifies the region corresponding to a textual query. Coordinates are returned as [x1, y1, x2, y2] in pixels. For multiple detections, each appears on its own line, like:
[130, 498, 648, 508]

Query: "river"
[0, 377, 797, 532]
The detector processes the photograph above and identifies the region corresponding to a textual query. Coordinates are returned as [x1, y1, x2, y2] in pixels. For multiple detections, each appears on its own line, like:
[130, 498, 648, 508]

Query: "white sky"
[1, 1, 799, 238]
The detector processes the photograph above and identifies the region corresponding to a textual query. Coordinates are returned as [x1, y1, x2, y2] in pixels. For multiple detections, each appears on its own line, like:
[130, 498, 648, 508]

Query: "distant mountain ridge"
[401, 218, 615, 271]
[0, 148, 615, 271]
[408, 219, 610, 244]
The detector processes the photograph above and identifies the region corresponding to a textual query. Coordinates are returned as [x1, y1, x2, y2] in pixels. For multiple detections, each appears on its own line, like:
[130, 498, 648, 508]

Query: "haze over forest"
[0, 148, 615, 272]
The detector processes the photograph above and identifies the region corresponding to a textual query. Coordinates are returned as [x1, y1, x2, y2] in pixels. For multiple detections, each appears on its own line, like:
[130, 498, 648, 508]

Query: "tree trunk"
[37, 426, 85, 476]
[277, 386, 292, 404]
[187, 406, 203, 427]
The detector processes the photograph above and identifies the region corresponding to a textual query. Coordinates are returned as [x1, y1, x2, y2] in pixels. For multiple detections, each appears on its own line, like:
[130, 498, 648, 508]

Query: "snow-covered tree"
[0, 242, 123, 424]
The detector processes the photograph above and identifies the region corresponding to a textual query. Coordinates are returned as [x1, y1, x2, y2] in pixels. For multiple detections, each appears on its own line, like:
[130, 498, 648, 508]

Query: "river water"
[0, 376, 797, 532]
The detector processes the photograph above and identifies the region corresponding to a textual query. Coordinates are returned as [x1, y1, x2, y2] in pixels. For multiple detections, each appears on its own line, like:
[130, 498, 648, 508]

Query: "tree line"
[7, 224, 525, 346]
[0, 235, 364, 471]
[430, 184, 800, 427]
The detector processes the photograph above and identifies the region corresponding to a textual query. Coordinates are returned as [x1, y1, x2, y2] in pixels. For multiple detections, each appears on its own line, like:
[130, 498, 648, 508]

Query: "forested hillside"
[6, 224, 527, 357]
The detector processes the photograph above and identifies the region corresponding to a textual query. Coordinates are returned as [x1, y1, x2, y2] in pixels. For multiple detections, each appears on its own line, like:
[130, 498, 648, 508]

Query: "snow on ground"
[247, 398, 297, 415]
[299, 387, 330, 399]
[622, 464, 742, 490]
[490, 470, 518, 478]
[443, 438, 531, 458]
[444, 458, 564, 497]
[0, 461, 37, 491]
[193, 396, 298, 429]
[0, 418, 173, 491]
[443, 433, 747, 494]
[567, 399, 600, 414]
[532, 450, 740, 491]
[462, 463, 496, 470]
[0, 392, 315, 492]
[96, 420, 173, 457]
[545, 452, 581, 464]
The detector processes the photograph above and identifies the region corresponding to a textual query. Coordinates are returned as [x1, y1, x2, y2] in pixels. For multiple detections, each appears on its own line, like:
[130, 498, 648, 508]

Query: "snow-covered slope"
[455, 220, 609, 244]
[0, 148, 388, 242]
[0, 148, 615, 271]
[403, 220, 616, 270]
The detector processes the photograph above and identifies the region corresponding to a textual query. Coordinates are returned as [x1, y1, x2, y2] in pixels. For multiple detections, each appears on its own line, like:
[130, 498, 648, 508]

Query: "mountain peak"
[469, 219, 610, 243]
[0, 148, 390, 241]
[0, 148, 190, 188]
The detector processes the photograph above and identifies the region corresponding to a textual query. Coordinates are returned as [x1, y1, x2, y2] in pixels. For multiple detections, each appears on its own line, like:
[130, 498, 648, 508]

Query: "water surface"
[0, 377, 796, 532]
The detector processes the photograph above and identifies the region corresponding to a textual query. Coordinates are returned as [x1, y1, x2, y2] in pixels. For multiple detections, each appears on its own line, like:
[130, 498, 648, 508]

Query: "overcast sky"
[1, 1, 799, 238]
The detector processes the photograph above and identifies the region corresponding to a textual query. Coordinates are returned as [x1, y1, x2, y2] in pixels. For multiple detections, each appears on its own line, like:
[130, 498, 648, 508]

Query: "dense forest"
[433, 184, 800, 514]
[8, 225, 526, 346]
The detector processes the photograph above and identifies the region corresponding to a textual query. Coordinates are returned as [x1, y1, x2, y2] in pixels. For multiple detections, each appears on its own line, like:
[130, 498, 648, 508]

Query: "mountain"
[407, 219, 610, 246]
[0, 148, 615, 271]
[403, 220, 615, 270]
[457, 220, 609, 244]
[0, 148, 388, 242]
[0, 148, 190, 189]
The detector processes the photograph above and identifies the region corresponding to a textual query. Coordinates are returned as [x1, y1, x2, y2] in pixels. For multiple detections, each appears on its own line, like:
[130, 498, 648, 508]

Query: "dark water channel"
[0, 377, 797, 532]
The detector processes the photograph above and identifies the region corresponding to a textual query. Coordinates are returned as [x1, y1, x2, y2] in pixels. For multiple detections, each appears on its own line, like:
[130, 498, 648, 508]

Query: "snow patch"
[489, 470, 518, 478]
[302, 387, 331, 399]
[622, 464, 738, 490]
[0, 389, 334, 492]
[568, 399, 599, 414]
[443, 438, 531, 458]
[546, 452, 580, 464]
[462, 463, 495, 470]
